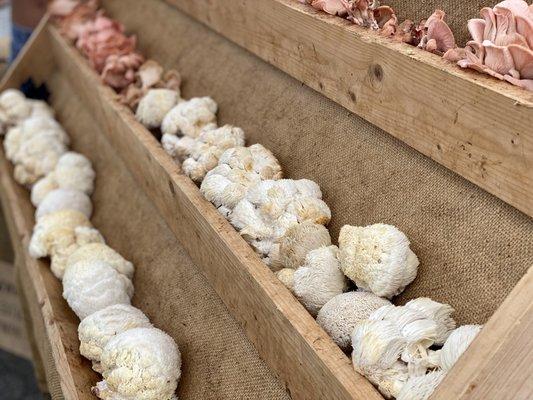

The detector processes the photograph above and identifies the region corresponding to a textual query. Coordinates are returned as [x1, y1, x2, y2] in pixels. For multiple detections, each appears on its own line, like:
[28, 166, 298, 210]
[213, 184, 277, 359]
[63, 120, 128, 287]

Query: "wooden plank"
[48, 25, 383, 400]
[430, 265, 533, 400]
[164, 0, 533, 219]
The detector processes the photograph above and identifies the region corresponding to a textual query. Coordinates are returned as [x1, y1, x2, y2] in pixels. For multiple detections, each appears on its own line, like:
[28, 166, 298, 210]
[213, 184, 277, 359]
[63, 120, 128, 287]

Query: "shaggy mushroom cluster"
[2, 89, 182, 400]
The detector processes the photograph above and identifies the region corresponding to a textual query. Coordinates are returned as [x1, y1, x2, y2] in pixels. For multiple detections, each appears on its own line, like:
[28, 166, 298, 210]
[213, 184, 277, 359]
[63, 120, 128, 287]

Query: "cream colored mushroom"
[93, 327, 181, 400]
[0, 89, 31, 121]
[396, 370, 446, 400]
[28, 209, 105, 279]
[35, 188, 93, 220]
[405, 297, 456, 345]
[317, 291, 391, 351]
[293, 246, 347, 316]
[67, 242, 135, 279]
[161, 96, 217, 137]
[439, 324, 482, 371]
[275, 268, 295, 292]
[136, 89, 179, 129]
[269, 221, 332, 271]
[78, 304, 151, 372]
[63, 259, 134, 320]
[338, 223, 419, 298]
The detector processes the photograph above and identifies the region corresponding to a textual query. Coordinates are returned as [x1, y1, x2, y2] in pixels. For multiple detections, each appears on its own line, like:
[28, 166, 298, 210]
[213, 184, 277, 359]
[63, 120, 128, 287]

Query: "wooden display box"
[0, 1, 532, 399]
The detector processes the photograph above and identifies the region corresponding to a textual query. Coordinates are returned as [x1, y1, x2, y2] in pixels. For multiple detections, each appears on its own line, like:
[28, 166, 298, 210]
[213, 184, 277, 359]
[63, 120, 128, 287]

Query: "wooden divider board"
[165, 0, 533, 219]
[47, 25, 383, 400]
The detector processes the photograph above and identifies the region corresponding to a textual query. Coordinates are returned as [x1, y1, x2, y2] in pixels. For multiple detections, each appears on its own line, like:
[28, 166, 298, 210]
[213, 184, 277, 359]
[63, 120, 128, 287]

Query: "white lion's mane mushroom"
[161, 96, 217, 138]
[405, 297, 456, 345]
[317, 291, 391, 351]
[351, 319, 408, 398]
[20, 115, 70, 145]
[29, 209, 104, 279]
[292, 245, 347, 316]
[181, 124, 246, 182]
[28, 99, 55, 118]
[12, 132, 68, 186]
[93, 327, 181, 400]
[230, 178, 331, 264]
[269, 221, 332, 271]
[397, 370, 446, 400]
[35, 188, 93, 220]
[78, 304, 152, 372]
[67, 242, 135, 279]
[31, 152, 95, 206]
[0, 89, 31, 123]
[275, 268, 295, 292]
[200, 144, 282, 215]
[438, 324, 482, 371]
[338, 223, 419, 298]
[63, 259, 134, 320]
[135, 88, 179, 129]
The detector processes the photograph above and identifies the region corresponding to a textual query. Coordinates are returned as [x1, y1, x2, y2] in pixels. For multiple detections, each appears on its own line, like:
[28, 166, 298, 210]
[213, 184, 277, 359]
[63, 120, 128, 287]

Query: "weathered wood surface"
[48, 25, 383, 400]
[165, 0, 533, 219]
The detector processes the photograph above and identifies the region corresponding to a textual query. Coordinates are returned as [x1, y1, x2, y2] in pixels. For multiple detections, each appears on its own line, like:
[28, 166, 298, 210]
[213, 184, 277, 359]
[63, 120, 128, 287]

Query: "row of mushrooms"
[0, 89, 182, 400]
[304, 0, 533, 91]
[47, 2, 487, 399]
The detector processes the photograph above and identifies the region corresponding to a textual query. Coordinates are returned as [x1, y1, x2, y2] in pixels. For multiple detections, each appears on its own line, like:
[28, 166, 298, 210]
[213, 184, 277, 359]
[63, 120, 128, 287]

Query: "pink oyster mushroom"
[446, 0, 533, 91]
[418, 10, 456, 54]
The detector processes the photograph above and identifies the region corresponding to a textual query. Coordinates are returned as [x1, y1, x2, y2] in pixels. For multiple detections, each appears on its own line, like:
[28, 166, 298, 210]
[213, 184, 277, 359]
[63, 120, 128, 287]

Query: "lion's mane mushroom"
[200, 144, 282, 216]
[135, 88, 180, 129]
[275, 268, 295, 292]
[269, 221, 332, 271]
[230, 179, 331, 265]
[29, 209, 105, 279]
[405, 298, 456, 345]
[161, 96, 217, 138]
[317, 291, 391, 351]
[67, 242, 135, 279]
[12, 132, 68, 186]
[0, 89, 31, 124]
[338, 223, 419, 298]
[438, 324, 482, 371]
[35, 188, 93, 220]
[93, 327, 181, 400]
[397, 370, 446, 400]
[78, 304, 152, 372]
[63, 259, 134, 320]
[32, 151, 95, 206]
[292, 246, 347, 316]
[351, 319, 408, 398]
[181, 124, 246, 182]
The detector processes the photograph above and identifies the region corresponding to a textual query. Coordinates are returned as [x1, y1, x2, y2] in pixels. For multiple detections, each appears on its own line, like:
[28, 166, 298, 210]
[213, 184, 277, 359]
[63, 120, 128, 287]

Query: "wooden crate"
[0, 1, 532, 399]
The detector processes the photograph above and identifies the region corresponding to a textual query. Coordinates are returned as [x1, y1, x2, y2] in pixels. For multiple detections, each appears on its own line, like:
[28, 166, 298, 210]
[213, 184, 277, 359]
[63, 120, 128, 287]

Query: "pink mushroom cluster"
[447, 0, 533, 91]
[50, 0, 181, 101]
[305, 0, 532, 92]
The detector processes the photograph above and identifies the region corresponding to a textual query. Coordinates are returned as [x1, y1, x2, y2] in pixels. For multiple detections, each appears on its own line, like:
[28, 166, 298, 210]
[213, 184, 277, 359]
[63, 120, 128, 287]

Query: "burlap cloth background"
[44, 73, 291, 399]
[103, 0, 533, 326]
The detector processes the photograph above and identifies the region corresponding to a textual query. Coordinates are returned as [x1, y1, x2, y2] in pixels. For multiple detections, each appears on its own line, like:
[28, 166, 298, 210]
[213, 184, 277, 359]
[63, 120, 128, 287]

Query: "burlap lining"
[103, 0, 533, 326]
[46, 72, 290, 399]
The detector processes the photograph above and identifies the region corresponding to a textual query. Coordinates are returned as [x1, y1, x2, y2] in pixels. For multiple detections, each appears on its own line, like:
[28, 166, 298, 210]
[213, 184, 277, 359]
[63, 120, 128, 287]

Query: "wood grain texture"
[164, 0, 533, 219]
[430, 265, 533, 400]
[0, 24, 97, 400]
[47, 25, 383, 400]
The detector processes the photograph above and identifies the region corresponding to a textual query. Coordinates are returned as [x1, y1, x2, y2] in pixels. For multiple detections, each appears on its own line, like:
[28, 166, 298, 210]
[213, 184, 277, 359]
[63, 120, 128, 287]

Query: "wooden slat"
[430, 265, 533, 400]
[47, 25, 383, 400]
[164, 0, 533, 218]
[0, 24, 97, 400]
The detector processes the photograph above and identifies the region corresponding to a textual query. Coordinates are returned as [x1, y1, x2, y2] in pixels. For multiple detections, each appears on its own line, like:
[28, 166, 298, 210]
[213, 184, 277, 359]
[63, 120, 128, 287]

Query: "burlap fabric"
[47, 72, 290, 399]
[102, 0, 533, 327]
[384, 0, 498, 45]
